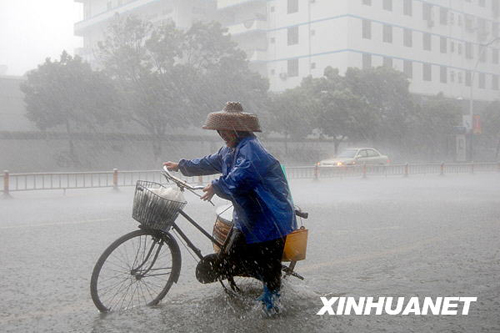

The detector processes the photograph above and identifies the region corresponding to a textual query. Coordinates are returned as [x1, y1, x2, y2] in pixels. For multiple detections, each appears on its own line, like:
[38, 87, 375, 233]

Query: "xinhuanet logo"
[317, 297, 477, 316]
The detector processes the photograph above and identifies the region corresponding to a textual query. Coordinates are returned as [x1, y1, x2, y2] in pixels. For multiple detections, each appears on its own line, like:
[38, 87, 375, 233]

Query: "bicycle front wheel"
[90, 229, 181, 312]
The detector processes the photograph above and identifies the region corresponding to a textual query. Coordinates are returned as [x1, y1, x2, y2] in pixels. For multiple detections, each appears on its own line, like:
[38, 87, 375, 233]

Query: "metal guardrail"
[2, 162, 499, 196]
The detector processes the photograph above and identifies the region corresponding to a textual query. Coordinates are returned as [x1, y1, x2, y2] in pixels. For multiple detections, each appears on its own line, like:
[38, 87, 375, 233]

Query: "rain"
[1, 0, 500, 332]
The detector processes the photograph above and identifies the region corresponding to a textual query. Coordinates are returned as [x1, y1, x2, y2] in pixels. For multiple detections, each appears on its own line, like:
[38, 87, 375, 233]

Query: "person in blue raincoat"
[164, 101, 296, 312]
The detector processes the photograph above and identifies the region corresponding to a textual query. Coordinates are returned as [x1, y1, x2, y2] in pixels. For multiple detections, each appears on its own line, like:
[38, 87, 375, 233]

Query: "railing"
[2, 162, 499, 196]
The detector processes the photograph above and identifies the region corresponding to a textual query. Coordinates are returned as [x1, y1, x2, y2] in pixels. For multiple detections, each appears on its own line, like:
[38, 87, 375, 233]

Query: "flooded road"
[1, 174, 499, 332]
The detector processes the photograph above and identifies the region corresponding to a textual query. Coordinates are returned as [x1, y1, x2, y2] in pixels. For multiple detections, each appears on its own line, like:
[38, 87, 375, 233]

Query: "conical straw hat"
[202, 102, 262, 132]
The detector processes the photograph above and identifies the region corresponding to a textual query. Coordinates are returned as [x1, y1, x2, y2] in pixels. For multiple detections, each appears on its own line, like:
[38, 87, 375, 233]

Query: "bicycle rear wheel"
[90, 229, 181, 312]
[221, 261, 299, 294]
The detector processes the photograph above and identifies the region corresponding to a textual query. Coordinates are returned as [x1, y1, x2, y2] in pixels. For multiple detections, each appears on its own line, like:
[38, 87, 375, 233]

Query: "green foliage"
[481, 101, 500, 158]
[97, 17, 269, 158]
[20, 51, 118, 166]
[267, 88, 314, 141]
[270, 66, 464, 161]
[21, 51, 117, 130]
[411, 93, 462, 160]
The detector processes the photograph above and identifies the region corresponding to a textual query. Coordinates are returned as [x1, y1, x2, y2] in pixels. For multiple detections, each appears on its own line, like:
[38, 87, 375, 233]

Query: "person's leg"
[259, 237, 285, 292]
[251, 237, 285, 313]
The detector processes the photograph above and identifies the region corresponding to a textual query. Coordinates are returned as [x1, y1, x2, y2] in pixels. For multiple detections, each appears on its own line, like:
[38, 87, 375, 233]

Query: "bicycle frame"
[160, 165, 305, 280]
[170, 210, 223, 261]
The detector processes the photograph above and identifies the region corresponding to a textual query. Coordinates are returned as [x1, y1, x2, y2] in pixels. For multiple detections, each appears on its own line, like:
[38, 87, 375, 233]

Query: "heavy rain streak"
[1, 1, 499, 332]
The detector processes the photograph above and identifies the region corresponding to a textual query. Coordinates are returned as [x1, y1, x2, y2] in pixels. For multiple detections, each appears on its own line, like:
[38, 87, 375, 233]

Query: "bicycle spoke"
[106, 277, 135, 311]
[91, 230, 179, 312]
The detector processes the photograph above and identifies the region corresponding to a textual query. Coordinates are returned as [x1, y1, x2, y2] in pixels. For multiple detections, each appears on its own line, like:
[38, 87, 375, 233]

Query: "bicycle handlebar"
[162, 165, 205, 191]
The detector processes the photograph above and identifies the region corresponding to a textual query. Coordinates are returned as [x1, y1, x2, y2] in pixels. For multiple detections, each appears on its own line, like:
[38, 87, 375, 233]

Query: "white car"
[318, 148, 390, 167]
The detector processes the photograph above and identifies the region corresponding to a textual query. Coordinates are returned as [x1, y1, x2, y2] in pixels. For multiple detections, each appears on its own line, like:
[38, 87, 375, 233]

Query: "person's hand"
[201, 183, 215, 201]
[163, 161, 179, 172]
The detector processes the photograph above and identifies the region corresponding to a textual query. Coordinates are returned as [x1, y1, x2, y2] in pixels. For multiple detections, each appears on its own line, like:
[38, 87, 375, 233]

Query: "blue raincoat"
[178, 136, 297, 244]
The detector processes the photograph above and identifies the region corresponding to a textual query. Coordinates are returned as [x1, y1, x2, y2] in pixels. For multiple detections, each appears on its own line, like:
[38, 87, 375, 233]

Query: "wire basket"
[132, 180, 187, 231]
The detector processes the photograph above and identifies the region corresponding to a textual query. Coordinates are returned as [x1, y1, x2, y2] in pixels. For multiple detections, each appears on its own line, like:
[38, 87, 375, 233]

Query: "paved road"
[1, 174, 499, 332]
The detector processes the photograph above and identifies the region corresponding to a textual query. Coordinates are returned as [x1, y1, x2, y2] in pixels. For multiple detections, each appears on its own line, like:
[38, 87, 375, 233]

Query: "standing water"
[0, 174, 499, 332]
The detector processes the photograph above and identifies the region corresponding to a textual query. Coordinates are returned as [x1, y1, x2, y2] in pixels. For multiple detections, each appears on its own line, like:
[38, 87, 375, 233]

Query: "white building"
[74, 0, 500, 101]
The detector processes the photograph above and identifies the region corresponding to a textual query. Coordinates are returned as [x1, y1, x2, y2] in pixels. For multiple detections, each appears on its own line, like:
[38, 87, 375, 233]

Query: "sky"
[0, 0, 83, 76]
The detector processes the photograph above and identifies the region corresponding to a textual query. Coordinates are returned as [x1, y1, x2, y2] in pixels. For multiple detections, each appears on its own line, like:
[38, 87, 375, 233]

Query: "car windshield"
[337, 150, 357, 158]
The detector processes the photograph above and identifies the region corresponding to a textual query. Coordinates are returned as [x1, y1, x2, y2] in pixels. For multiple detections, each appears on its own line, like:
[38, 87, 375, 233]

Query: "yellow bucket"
[282, 227, 308, 262]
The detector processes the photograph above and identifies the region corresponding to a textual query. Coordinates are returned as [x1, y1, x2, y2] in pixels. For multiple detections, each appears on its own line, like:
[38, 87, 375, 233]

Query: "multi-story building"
[74, 0, 216, 62]
[74, 0, 500, 102]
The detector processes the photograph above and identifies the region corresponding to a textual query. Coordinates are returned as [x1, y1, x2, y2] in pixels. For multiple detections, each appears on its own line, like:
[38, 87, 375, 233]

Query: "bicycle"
[90, 166, 308, 312]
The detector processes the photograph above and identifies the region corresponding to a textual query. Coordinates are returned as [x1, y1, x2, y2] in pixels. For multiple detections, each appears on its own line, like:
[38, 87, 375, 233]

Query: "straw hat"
[202, 102, 262, 132]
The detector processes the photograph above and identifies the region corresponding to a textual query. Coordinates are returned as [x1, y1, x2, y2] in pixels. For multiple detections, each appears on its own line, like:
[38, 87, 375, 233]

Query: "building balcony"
[74, 0, 162, 35]
[227, 18, 268, 36]
[217, 0, 266, 10]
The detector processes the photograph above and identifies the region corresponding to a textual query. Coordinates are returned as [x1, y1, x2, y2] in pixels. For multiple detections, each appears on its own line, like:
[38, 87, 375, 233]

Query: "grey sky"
[0, 0, 83, 76]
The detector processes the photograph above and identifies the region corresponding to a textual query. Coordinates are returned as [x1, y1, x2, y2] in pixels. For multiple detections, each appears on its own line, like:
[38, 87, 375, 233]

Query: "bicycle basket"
[132, 180, 187, 230]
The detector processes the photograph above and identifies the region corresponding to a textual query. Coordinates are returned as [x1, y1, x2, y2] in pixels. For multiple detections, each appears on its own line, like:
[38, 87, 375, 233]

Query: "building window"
[270, 69, 275, 75]
[311, 62, 316, 69]
[493, 22, 499, 38]
[440, 37, 447, 53]
[423, 63, 432, 81]
[383, 24, 392, 43]
[404, 60, 413, 78]
[458, 72, 463, 84]
[363, 0, 372, 5]
[466, 71, 472, 86]
[478, 18, 487, 35]
[479, 73, 486, 89]
[287, 0, 298, 14]
[465, 15, 474, 32]
[362, 53, 372, 69]
[450, 70, 455, 82]
[404, 0, 412, 16]
[404, 29, 412, 47]
[288, 59, 299, 77]
[493, 49, 499, 64]
[383, 57, 393, 68]
[458, 43, 463, 55]
[362, 19, 371, 39]
[450, 41, 455, 53]
[271, 6, 275, 12]
[466, 42, 473, 59]
[440, 7, 448, 25]
[450, 12, 455, 25]
[423, 3, 432, 21]
[383, 0, 392, 11]
[107, 1, 112, 10]
[288, 26, 299, 45]
[479, 46, 487, 62]
[494, 0, 500, 17]
[458, 15, 463, 27]
[493, 75, 499, 90]
[270, 37, 275, 44]
[423, 33, 431, 51]
[440, 66, 447, 83]
[479, 0, 486, 7]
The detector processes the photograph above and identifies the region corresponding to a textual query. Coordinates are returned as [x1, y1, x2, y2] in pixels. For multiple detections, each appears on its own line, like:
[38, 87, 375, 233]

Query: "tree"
[302, 67, 378, 154]
[97, 17, 187, 159]
[481, 101, 500, 159]
[20, 51, 118, 166]
[181, 21, 269, 126]
[343, 67, 415, 147]
[97, 17, 269, 159]
[267, 88, 315, 154]
[412, 93, 462, 161]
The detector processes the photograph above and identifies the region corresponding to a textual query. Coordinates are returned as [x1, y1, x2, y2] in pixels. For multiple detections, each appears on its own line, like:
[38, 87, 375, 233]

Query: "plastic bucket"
[282, 227, 308, 262]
